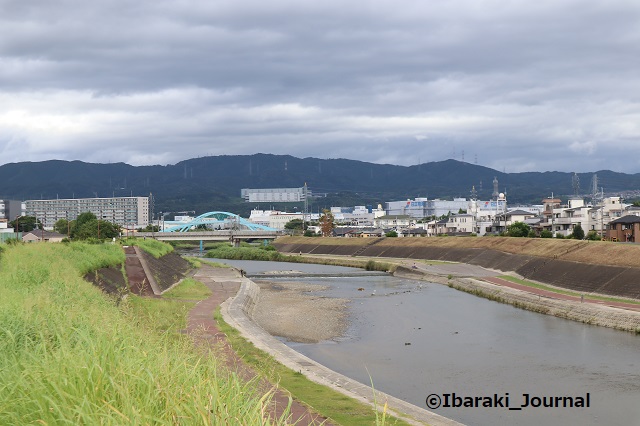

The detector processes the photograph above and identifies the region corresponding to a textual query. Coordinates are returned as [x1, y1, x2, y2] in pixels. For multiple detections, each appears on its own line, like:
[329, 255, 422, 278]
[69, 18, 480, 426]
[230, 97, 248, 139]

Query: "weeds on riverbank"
[0, 242, 286, 425]
[365, 259, 394, 272]
[206, 245, 397, 272]
[121, 237, 173, 258]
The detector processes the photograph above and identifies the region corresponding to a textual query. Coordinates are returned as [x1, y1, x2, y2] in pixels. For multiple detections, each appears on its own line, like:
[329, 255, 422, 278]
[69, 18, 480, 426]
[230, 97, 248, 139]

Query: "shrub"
[586, 230, 600, 241]
[571, 224, 585, 240]
[540, 230, 553, 238]
[365, 260, 391, 272]
[507, 221, 530, 237]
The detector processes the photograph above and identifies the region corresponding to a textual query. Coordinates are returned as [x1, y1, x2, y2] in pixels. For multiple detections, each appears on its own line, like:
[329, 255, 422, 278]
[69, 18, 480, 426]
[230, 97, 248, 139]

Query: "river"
[209, 258, 640, 426]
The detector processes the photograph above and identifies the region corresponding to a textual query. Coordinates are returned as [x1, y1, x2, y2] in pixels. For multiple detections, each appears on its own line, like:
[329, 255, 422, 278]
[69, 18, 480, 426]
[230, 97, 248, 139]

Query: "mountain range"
[1, 154, 639, 217]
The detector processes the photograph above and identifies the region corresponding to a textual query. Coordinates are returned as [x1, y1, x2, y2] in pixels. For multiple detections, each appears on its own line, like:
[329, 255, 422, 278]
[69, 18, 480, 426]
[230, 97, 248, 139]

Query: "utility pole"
[303, 182, 308, 232]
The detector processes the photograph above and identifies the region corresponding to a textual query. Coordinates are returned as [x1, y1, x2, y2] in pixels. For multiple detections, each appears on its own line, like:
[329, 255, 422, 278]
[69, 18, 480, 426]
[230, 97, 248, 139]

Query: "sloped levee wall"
[86, 248, 191, 296]
[136, 250, 192, 292]
[273, 239, 640, 300]
[84, 266, 127, 296]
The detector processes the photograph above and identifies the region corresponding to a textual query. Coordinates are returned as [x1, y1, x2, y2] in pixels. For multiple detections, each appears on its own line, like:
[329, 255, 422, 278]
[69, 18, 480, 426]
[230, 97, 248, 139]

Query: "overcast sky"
[1, 1, 639, 173]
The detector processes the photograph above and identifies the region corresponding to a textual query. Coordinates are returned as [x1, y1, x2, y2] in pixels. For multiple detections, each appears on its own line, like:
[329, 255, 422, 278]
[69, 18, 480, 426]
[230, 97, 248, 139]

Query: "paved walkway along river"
[400, 259, 640, 312]
[187, 264, 331, 426]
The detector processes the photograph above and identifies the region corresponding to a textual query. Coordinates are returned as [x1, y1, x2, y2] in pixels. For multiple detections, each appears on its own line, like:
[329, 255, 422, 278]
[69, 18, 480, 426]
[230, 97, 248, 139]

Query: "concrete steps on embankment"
[123, 246, 159, 296]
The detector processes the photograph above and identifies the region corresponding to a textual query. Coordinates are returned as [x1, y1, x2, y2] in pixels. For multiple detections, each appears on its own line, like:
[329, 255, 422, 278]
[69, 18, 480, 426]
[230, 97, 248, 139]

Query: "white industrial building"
[248, 209, 320, 230]
[241, 187, 311, 203]
[386, 198, 506, 219]
[25, 196, 150, 230]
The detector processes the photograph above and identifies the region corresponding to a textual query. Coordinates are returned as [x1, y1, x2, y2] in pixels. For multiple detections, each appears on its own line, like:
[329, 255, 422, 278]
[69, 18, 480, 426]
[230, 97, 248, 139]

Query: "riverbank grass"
[122, 237, 174, 258]
[0, 242, 285, 425]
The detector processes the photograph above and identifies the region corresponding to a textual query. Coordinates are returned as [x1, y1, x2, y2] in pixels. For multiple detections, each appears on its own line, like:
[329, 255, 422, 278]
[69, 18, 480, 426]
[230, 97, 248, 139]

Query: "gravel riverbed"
[251, 280, 349, 343]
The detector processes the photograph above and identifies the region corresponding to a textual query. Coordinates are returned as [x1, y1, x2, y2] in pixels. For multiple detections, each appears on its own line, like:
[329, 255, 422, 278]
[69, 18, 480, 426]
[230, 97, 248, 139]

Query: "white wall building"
[374, 215, 413, 229]
[248, 209, 321, 230]
[25, 196, 150, 229]
[241, 187, 311, 203]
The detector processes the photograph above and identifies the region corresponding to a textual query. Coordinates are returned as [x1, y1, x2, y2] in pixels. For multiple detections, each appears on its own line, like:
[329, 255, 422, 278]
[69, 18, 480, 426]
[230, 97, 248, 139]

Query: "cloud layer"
[2, 0, 640, 172]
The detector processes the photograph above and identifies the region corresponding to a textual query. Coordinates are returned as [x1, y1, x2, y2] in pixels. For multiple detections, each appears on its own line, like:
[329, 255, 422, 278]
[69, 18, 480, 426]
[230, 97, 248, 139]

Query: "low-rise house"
[446, 213, 475, 235]
[374, 215, 413, 230]
[401, 228, 428, 237]
[22, 230, 66, 243]
[493, 209, 538, 234]
[606, 215, 640, 242]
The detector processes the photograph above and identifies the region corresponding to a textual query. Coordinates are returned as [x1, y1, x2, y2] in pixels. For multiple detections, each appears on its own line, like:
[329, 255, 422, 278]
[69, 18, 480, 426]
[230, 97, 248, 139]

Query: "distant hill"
[1, 154, 640, 216]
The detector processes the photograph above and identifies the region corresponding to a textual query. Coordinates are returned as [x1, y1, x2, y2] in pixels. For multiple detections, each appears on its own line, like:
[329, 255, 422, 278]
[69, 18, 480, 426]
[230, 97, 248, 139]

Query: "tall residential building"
[25, 197, 150, 229]
[0, 199, 26, 221]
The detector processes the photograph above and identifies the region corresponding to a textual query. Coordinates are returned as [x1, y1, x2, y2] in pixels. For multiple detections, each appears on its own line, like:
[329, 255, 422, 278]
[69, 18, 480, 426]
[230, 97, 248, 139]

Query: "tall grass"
[0, 243, 283, 425]
[206, 245, 396, 272]
[122, 237, 174, 258]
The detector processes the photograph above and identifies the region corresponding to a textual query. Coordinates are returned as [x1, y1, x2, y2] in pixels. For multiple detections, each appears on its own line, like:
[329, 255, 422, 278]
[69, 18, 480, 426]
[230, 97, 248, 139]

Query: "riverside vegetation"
[205, 242, 394, 272]
[0, 241, 289, 425]
[1, 240, 402, 425]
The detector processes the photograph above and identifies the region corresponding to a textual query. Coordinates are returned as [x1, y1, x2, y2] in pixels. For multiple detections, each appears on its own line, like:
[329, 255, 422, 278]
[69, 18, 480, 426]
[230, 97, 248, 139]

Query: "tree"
[318, 209, 335, 237]
[74, 220, 120, 240]
[284, 219, 305, 231]
[54, 219, 71, 235]
[76, 212, 97, 228]
[9, 216, 42, 233]
[303, 229, 316, 237]
[385, 230, 398, 237]
[506, 221, 530, 237]
[571, 224, 585, 240]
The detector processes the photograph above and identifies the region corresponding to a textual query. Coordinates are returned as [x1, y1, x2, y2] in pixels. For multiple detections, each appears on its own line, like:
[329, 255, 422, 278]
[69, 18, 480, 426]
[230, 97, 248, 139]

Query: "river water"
[211, 259, 640, 426]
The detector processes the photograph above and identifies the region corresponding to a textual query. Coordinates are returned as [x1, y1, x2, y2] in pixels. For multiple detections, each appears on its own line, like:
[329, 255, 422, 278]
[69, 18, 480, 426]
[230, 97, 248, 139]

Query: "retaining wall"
[274, 240, 640, 300]
[393, 266, 640, 333]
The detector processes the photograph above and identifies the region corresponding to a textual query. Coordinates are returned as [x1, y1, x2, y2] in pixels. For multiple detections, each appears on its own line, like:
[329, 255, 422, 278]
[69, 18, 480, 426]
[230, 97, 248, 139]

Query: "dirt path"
[187, 265, 332, 426]
[483, 276, 640, 312]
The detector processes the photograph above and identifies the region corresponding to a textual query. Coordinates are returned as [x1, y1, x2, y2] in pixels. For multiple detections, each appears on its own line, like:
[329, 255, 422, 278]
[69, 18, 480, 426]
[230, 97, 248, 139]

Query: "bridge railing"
[136, 230, 282, 239]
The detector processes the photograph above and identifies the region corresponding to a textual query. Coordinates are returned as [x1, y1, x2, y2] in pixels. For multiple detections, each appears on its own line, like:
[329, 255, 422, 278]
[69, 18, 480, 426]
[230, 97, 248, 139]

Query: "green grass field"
[0, 242, 287, 425]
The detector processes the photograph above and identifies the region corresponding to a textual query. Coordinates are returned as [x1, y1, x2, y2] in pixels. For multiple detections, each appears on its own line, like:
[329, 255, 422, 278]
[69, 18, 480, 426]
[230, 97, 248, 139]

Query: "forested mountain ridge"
[1, 154, 639, 215]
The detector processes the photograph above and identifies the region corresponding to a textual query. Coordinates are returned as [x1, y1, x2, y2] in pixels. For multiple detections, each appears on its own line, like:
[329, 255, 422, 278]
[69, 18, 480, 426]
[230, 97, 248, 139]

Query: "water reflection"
[215, 259, 640, 426]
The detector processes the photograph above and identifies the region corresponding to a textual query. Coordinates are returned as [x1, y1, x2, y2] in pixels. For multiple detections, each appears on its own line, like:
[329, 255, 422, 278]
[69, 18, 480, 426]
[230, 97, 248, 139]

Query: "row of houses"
[330, 196, 640, 241]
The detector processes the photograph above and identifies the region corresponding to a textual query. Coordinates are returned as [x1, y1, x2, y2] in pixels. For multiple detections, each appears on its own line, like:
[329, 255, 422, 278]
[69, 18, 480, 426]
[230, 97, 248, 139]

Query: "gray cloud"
[1, 0, 640, 173]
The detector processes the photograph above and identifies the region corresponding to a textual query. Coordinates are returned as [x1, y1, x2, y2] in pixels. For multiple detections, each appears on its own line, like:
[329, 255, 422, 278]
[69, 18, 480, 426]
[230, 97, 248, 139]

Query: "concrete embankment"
[86, 247, 192, 296]
[274, 237, 640, 300]
[221, 277, 463, 426]
[393, 266, 640, 333]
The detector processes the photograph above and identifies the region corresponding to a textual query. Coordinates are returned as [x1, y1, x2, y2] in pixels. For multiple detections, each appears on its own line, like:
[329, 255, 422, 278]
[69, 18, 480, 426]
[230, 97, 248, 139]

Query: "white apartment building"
[538, 197, 628, 237]
[374, 215, 413, 229]
[0, 199, 26, 221]
[25, 197, 150, 229]
[446, 213, 476, 234]
[248, 209, 321, 230]
[330, 205, 385, 226]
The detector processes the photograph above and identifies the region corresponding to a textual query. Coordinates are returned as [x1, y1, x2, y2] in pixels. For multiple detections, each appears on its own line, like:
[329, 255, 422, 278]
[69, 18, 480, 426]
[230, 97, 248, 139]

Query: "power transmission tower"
[572, 173, 580, 197]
